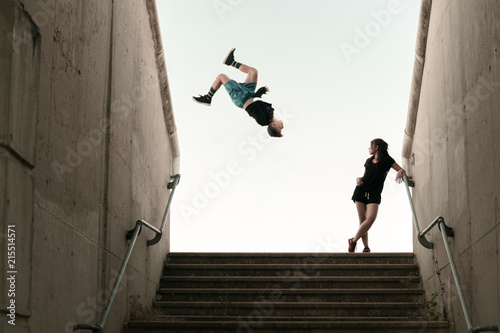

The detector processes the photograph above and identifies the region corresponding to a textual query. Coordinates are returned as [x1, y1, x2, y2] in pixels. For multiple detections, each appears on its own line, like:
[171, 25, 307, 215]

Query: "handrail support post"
[406, 175, 415, 187]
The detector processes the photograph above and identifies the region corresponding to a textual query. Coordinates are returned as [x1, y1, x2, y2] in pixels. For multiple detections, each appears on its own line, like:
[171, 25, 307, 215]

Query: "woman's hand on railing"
[395, 169, 405, 184]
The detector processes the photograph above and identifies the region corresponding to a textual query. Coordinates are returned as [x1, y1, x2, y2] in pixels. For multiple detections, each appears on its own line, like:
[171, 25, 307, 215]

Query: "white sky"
[157, 0, 421, 253]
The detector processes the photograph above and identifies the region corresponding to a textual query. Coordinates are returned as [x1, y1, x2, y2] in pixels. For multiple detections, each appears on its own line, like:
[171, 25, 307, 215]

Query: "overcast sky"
[156, 0, 421, 252]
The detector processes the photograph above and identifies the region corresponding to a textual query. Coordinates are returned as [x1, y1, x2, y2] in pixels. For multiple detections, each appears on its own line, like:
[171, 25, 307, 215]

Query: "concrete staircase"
[125, 252, 449, 333]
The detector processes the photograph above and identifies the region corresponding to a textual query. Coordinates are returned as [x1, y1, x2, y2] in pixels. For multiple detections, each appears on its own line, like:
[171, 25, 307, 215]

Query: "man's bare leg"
[240, 64, 258, 83]
[223, 48, 258, 83]
[193, 73, 231, 106]
[211, 73, 230, 90]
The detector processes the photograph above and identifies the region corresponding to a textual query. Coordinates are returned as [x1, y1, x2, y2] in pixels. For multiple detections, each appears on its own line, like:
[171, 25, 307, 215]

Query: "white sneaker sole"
[192, 97, 211, 106]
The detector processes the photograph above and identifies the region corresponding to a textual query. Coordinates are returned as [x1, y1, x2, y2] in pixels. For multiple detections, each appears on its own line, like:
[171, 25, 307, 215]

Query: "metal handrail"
[74, 174, 181, 332]
[403, 173, 498, 333]
[147, 174, 180, 246]
[402, 174, 434, 249]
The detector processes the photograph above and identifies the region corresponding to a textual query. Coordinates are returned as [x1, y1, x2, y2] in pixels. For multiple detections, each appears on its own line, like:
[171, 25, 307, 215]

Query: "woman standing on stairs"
[192, 47, 284, 137]
[348, 138, 405, 253]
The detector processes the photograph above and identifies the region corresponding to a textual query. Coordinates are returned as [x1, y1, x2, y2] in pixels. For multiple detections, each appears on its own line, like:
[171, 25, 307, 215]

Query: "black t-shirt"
[359, 155, 396, 195]
[245, 101, 274, 126]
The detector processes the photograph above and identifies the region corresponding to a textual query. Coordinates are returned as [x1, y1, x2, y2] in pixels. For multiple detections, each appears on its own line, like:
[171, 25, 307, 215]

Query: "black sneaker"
[192, 94, 211, 106]
[223, 47, 236, 66]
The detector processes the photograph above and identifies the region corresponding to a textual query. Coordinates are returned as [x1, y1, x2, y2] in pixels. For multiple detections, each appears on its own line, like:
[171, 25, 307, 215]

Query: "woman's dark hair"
[371, 138, 389, 162]
[252, 86, 267, 98]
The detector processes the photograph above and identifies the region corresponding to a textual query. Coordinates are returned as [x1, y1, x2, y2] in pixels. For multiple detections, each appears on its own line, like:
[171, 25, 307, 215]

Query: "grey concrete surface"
[0, 1, 179, 332]
[404, 1, 499, 332]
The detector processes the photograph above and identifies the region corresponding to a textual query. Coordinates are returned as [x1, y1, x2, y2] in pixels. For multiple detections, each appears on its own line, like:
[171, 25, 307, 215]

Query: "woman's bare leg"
[355, 202, 369, 248]
[353, 204, 379, 243]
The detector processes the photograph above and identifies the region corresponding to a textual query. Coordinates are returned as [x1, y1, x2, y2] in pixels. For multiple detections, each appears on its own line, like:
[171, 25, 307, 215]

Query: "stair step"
[166, 252, 416, 265]
[157, 288, 423, 302]
[152, 301, 428, 317]
[163, 263, 419, 277]
[131, 315, 431, 322]
[160, 275, 421, 289]
[126, 320, 450, 333]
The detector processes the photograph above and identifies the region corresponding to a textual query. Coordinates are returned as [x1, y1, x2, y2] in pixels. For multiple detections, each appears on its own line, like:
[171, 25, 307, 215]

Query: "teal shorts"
[224, 80, 257, 108]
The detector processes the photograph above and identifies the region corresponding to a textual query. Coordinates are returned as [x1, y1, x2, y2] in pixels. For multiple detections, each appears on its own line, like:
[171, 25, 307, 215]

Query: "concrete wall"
[404, 0, 499, 332]
[0, 1, 179, 332]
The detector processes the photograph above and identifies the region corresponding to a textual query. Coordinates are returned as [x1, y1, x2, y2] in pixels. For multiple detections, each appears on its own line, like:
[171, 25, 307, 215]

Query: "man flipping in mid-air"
[193, 48, 284, 137]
